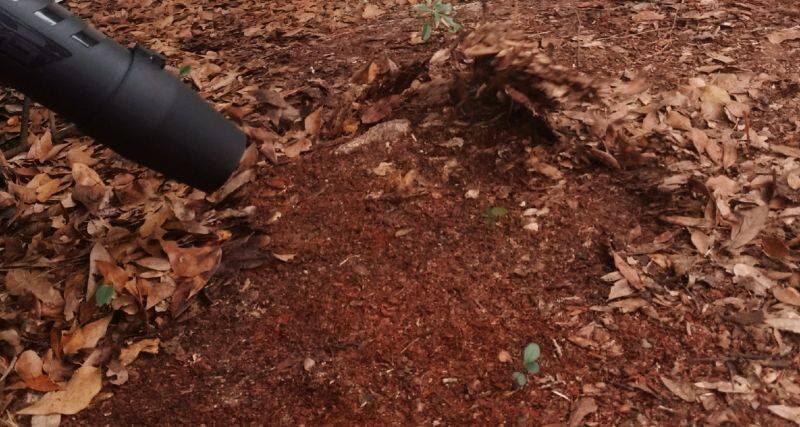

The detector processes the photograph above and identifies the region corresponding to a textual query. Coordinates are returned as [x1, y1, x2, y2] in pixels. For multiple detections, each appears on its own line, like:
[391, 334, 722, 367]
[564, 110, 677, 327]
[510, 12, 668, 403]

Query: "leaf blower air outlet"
[0, 0, 246, 192]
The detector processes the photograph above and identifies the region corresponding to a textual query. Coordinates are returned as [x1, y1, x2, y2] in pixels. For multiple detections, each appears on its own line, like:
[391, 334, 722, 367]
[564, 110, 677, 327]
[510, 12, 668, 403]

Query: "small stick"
[49, 111, 58, 143]
[19, 96, 31, 145]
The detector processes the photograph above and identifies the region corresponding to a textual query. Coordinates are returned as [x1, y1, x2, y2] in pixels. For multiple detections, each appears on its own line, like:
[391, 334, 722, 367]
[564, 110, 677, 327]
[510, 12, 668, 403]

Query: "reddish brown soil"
[65, 0, 800, 425]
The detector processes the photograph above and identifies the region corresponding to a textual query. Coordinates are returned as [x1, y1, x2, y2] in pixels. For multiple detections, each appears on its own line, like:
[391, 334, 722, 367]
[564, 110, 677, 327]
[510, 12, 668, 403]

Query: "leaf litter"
[3, 0, 800, 424]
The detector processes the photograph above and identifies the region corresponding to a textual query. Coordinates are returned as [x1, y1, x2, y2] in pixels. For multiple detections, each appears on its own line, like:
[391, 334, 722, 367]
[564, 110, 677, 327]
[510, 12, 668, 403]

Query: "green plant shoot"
[412, 0, 462, 42]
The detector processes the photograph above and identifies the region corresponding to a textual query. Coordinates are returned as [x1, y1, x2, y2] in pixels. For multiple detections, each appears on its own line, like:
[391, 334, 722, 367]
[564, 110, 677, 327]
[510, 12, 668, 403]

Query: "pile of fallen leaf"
[0, 98, 267, 422]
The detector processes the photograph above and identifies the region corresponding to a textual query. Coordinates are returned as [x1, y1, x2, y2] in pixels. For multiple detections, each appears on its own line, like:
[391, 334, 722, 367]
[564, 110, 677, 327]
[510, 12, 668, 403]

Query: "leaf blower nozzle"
[0, 0, 246, 192]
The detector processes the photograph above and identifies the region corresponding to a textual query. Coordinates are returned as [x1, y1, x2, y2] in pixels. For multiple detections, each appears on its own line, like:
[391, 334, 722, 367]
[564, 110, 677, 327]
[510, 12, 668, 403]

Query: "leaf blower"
[0, 0, 246, 192]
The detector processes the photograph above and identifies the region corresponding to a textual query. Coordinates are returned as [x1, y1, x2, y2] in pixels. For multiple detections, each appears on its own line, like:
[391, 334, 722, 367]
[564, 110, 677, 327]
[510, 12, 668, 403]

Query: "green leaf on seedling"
[483, 206, 509, 222]
[512, 371, 527, 388]
[525, 361, 540, 374]
[95, 284, 115, 307]
[523, 343, 541, 374]
[179, 65, 191, 76]
[413, 3, 431, 13]
[437, 2, 453, 14]
[422, 22, 433, 41]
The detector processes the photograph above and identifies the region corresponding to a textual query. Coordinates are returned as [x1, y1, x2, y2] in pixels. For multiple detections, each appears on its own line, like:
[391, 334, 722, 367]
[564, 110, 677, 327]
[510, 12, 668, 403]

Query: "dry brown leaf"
[96, 261, 129, 291]
[568, 397, 598, 427]
[762, 236, 792, 261]
[666, 110, 692, 131]
[161, 241, 222, 277]
[18, 365, 102, 415]
[632, 11, 665, 22]
[208, 169, 255, 203]
[527, 156, 563, 180]
[768, 405, 800, 425]
[361, 101, 392, 124]
[0, 329, 22, 356]
[733, 263, 776, 295]
[304, 107, 323, 137]
[273, 253, 296, 262]
[660, 376, 697, 402]
[28, 130, 53, 162]
[87, 243, 112, 299]
[119, 338, 160, 366]
[608, 279, 633, 300]
[609, 297, 648, 313]
[730, 205, 769, 250]
[612, 252, 642, 289]
[138, 204, 172, 239]
[768, 27, 800, 44]
[773, 287, 800, 307]
[5, 269, 64, 308]
[690, 229, 711, 255]
[335, 119, 411, 155]
[142, 277, 177, 310]
[134, 257, 172, 271]
[15, 350, 44, 381]
[695, 376, 752, 393]
[765, 316, 800, 334]
[362, 4, 384, 19]
[282, 139, 312, 159]
[688, 128, 709, 155]
[71, 162, 108, 211]
[61, 316, 112, 355]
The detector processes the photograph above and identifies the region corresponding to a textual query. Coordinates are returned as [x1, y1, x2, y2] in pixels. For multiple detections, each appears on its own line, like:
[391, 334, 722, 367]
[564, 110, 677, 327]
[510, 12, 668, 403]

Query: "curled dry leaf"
[733, 263, 776, 295]
[15, 350, 60, 392]
[71, 163, 108, 211]
[18, 365, 102, 415]
[335, 119, 411, 155]
[5, 269, 64, 309]
[612, 252, 642, 289]
[694, 375, 752, 393]
[28, 130, 53, 162]
[768, 405, 800, 425]
[61, 316, 112, 355]
[762, 236, 792, 261]
[767, 27, 800, 44]
[765, 315, 800, 334]
[690, 229, 711, 255]
[119, 338, 160, 367]
[87, 243, 112, 299]
[568, 397, 598, 427]
[608, 279, 633, 300]
[660, 376, 697, 402]
[729, 205, 769, 250]
[609, 297, 648, 313]
[96, 261, 130, 291]
[208, 169, 255, 203]
[773, 287, 800, 307]
[304, 107, 323, 136]
[161, 241, 222, 278]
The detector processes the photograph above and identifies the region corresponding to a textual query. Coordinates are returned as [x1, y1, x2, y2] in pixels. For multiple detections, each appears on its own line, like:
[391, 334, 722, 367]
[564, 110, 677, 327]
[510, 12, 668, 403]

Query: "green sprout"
[412, 0, 462, 42]
[513, 343, 541, 388]
[482, 206, 508, 225]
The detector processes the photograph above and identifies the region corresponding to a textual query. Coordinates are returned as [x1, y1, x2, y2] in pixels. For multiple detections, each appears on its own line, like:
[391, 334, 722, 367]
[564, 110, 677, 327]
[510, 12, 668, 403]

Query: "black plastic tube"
[0, 0, 245, 192]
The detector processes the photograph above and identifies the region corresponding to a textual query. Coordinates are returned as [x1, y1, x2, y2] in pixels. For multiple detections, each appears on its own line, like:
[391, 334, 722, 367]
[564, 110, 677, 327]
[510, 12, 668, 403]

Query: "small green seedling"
[94, 284, 115, 307]
[412, 0, 462, 42]
[513, 343, 541, 388]
[482, 206, 508, 225]
[179, 65, 191, 77]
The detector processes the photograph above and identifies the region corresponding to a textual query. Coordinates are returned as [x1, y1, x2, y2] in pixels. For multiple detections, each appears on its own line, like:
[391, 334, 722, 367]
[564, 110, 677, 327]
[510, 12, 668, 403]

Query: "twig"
[0, 355, 17, 388]
[49, 111, 58, 144]
[19, 96, 30, 145]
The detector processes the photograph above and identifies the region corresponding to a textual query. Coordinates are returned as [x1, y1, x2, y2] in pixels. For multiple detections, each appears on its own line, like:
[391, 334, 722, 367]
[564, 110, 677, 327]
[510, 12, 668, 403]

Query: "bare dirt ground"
[2, 0, 800, 425]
